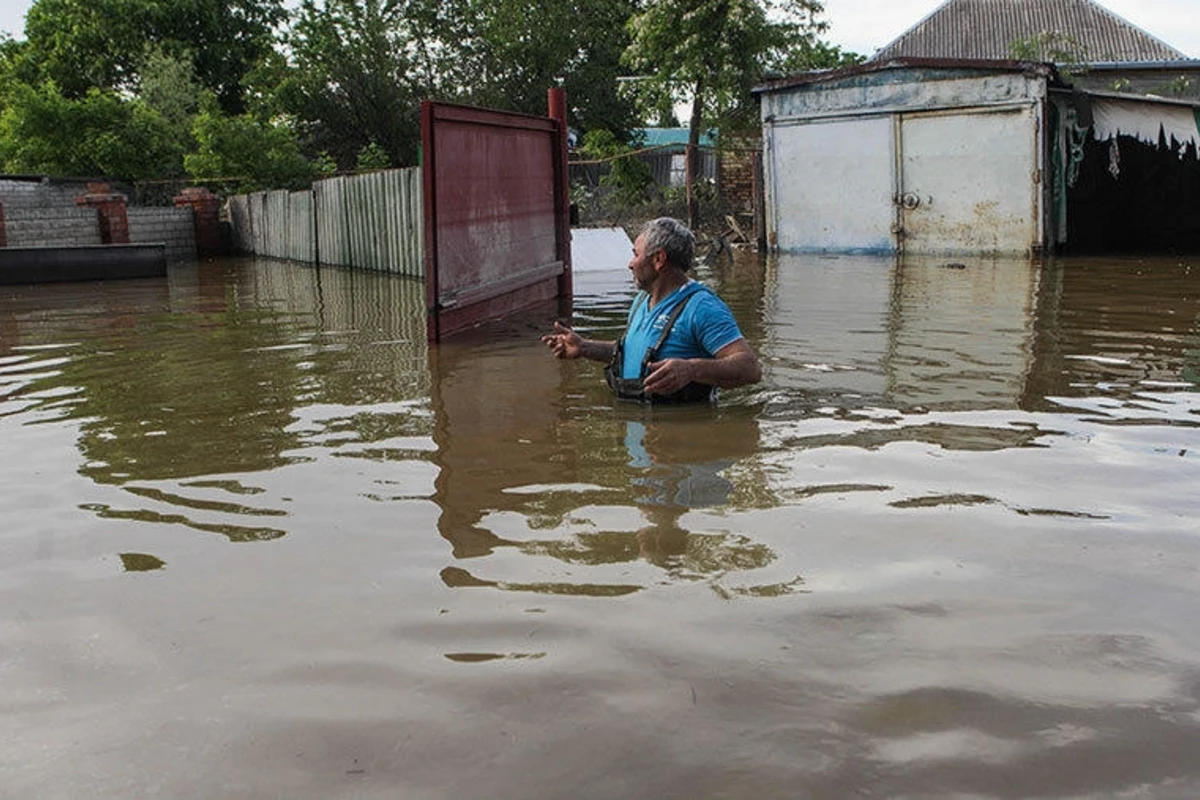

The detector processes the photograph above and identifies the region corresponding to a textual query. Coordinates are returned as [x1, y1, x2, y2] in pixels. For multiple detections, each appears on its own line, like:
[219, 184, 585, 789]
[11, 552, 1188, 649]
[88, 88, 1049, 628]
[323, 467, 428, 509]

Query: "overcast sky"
[2, 0, 1198, 60]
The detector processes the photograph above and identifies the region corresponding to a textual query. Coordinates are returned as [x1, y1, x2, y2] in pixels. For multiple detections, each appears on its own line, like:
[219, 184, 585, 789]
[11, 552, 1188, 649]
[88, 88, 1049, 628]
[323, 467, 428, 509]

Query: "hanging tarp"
[1091, 96, 1200, 148]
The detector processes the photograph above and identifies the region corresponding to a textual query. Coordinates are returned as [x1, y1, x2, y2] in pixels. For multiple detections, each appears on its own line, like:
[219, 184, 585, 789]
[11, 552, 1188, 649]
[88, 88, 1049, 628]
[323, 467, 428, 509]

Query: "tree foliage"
[580, 128, 653, 205]
[184, 100, 315, 191]
[277, 0, 640, 171]
[277, 0, 428, 169]
[623, 0, 830, 223]
[136, 46, 206, 156]
[0, 0, 856, 191]
[437, 0, 639, 134]
[18, 0, 285, 113]
[355, 141, 392, 171]
[778, 38, 865, 74]
[0, 81, 182, 178]
[624, 0, 829, 136]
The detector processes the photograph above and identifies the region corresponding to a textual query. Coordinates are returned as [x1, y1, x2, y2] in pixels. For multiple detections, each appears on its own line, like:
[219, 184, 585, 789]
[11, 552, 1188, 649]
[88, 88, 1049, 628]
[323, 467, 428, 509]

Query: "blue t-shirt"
[620, 280, 744, 379]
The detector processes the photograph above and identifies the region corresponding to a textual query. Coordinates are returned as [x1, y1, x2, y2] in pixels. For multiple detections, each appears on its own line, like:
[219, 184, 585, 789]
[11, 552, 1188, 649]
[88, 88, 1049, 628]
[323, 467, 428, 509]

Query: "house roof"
[869, 0, 1189, 63]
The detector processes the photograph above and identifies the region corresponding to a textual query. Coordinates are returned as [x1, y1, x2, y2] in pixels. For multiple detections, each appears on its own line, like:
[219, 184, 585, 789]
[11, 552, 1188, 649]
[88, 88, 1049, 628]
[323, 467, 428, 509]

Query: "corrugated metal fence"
[228, 167, 423, 277]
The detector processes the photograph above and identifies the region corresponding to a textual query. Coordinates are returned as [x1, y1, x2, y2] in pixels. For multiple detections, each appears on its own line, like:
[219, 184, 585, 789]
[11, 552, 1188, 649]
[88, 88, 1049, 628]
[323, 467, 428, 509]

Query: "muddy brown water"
[2, 251, 1199, 799]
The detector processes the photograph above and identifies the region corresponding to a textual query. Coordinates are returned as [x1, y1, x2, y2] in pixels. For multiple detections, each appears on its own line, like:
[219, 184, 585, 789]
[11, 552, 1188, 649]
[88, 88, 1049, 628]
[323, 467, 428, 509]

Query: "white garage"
[756, 59, 1054, 256]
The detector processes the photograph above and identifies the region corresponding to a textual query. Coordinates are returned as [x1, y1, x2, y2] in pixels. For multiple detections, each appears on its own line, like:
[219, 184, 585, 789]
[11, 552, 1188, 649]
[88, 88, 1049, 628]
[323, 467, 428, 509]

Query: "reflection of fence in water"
[245, 258, 430, 403]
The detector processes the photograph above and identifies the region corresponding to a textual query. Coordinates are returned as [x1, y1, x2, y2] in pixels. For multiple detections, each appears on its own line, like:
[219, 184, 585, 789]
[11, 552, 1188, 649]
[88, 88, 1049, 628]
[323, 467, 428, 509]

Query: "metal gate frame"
[421, 92, 572, 341]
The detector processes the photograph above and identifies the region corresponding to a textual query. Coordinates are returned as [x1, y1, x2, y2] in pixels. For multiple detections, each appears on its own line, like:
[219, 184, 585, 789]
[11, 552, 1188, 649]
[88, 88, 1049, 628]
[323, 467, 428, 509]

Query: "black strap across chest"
[604, 289, 715, 404]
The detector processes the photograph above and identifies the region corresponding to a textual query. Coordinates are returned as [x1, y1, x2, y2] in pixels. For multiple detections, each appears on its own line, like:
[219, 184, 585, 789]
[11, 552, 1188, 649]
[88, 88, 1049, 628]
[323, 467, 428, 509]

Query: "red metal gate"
[421, 91, 572, 341]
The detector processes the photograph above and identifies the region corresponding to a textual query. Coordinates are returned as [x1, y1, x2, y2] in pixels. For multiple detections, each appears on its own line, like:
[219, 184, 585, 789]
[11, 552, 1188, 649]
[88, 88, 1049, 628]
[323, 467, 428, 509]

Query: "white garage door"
[767, 116, 896, 253]
[899, 106, 1040, 255]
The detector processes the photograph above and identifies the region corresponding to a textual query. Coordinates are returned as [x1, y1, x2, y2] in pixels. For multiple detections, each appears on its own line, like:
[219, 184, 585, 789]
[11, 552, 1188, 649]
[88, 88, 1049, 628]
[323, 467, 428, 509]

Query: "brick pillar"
[174, 186, 223, 256]
[0, 201, 7, 247]
[74, 182, 130, 244]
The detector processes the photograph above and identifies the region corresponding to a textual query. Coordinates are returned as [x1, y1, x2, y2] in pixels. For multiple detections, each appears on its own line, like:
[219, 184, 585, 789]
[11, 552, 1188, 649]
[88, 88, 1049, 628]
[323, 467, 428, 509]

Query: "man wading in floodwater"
[542, 217, 762, 403]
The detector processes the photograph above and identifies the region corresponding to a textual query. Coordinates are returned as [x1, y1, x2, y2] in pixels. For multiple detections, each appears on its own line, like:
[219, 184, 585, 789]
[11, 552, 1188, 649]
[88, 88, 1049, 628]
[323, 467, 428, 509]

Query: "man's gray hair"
[641, 217, 695, 272]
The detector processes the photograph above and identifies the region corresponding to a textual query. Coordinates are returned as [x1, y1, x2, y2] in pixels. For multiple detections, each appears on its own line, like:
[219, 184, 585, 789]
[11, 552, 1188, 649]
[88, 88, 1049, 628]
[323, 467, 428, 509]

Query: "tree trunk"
[686, 76, 704, 230]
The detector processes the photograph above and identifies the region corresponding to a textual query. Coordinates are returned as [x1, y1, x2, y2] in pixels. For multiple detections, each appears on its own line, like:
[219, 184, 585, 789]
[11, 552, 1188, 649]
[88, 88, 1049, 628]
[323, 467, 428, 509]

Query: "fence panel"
[286, 190, 315, 263]
[228, 168, 424, 276]
[310, 168, 423, 276]
[248, 192, 269, 256]
[228, 195, 253, 253]
[314, 178, 344, 266]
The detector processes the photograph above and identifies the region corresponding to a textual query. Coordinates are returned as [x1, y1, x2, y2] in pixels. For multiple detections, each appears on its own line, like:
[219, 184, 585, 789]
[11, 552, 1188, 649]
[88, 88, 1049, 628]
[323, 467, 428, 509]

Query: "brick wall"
[4, 207, 103, 247]
[718, 139, 762, 242]
[128, 206, 196, 262]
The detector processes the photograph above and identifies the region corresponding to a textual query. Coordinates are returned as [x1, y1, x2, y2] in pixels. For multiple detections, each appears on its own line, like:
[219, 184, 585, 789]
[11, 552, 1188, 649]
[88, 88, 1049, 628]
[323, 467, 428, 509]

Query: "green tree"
[623, 0, 828, 225]
[184, 99, 315, 191]
[277, 0, 640, 170]
[355, 141, 391, 171]
[278, 0, 427, 169]
[0, 81, 182, 178]
[581, 128, 653, 205]
[438, 0, 639, 135]
[18, 0, 284, 113]
[136, 46, 205, 157]
[778, 38, 865, 74]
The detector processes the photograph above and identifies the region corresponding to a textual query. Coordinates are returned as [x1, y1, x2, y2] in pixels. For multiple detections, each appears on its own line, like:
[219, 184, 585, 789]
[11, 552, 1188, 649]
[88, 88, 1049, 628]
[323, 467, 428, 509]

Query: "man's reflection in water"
[628, 417, 739, 566]
[622, 411, 772, 577]
[429, 317, 777, 593]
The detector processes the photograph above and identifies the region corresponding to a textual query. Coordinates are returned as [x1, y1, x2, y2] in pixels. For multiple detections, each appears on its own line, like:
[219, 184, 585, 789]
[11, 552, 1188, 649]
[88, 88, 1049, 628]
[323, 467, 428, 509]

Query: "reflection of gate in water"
[421, 92, 573, 342]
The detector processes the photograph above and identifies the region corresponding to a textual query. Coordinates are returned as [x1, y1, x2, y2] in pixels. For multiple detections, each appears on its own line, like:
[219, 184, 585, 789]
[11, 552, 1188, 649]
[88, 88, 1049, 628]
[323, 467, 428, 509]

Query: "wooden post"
[548, 86, 573, 318]
[753, 150, 767, 252]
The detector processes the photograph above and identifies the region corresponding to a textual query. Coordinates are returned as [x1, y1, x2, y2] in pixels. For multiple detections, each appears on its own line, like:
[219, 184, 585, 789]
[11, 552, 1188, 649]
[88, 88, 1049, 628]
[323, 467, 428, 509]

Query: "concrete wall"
[760, 68, 1046, 122]
[1, 178, 199, 262]
[128, 206, 196, 262]
[4, 207, 102, 247]
[0, 177, 133, 210]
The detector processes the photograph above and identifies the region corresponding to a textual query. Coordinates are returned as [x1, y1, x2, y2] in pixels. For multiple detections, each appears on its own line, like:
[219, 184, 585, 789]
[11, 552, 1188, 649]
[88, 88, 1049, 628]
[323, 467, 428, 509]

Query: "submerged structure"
[755, 58, 1200, 255]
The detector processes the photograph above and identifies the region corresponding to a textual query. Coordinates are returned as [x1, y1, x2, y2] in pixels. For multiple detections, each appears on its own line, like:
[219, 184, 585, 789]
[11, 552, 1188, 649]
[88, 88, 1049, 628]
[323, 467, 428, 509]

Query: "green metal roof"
[635, 128, 716, 148]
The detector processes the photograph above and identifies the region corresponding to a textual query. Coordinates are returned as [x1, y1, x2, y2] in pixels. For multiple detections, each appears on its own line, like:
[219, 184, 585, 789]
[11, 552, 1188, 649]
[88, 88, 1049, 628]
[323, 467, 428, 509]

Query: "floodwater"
[2, 249, 1199, 799]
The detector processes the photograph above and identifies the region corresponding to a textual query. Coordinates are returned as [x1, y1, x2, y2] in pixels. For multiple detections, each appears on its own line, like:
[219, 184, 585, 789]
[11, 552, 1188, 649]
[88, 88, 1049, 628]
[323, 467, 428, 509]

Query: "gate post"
[548, 87, 573, 317]
[174, 186, 224, 256]
[75, 182, 129, 244]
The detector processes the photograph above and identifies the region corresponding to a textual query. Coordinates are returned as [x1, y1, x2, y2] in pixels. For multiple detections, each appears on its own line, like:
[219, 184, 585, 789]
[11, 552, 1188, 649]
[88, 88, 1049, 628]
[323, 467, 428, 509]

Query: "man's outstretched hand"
[541, 321, 583, 360]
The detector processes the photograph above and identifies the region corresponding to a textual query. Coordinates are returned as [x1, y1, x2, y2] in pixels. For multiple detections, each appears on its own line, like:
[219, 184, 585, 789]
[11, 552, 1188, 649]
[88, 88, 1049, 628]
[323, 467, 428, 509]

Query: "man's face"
[629, 233, 659, 291]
